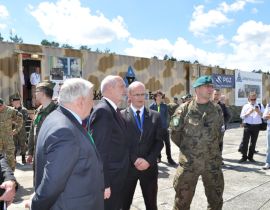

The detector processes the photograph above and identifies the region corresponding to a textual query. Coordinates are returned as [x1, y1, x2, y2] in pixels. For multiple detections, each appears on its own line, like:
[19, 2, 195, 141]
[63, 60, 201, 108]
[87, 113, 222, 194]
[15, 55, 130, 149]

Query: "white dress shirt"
[30, 72, 41, 85]
[240, 102, 264, 124]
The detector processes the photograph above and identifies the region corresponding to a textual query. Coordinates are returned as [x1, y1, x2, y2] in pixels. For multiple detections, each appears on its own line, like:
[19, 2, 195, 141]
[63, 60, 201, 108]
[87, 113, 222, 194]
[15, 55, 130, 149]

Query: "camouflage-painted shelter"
[0, 41, 269, 115]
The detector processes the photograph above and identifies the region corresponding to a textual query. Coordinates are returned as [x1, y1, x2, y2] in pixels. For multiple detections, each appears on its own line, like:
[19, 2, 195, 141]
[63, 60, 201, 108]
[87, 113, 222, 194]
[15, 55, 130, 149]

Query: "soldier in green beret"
[27, 81, 58, 176]
[170, 75, 224, 210]
[10, 93, 28, 164]
[0, 98, 23, 171]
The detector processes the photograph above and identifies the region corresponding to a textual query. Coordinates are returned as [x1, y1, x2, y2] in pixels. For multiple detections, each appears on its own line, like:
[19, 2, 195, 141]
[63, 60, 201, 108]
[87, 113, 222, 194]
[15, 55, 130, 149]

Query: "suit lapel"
[142, 107, 150, 134]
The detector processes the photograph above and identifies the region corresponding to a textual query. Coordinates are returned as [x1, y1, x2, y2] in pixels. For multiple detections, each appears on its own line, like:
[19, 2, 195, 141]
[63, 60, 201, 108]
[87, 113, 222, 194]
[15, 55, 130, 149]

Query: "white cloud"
[189, 5, 233, 36]
[215, 34, 229, 47]
[251, 7, 258, 14]
[0, 5, 9, 18]
[29, 0, 130, 45]
[125, 20, 270, 72]
[219, 1, 246, 13]
[0, 4, 9, 29]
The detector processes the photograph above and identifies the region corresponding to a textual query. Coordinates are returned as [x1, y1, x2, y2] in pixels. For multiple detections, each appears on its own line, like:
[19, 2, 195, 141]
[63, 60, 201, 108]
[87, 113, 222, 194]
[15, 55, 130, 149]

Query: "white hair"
[128, 81, 145, 94]
[100, 75, 120, 94]
[58, 78, 93, 105]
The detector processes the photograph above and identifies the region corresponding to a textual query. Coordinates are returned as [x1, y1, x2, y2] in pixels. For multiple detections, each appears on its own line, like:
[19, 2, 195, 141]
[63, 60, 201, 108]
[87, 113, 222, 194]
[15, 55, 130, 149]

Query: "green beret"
[0, 98, 4, 105]
[36, 80, 56, 91]
[10, 93, 21, 101]
[192, 76, 213, 88]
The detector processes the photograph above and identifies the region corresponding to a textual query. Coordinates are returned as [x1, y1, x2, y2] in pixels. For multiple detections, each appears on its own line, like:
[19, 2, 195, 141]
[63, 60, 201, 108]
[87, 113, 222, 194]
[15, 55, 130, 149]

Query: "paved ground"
[9, 123, 270, 210]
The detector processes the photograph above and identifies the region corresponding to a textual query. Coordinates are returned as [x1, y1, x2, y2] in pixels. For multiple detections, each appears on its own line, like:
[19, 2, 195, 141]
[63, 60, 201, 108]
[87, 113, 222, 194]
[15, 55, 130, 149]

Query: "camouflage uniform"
[0, 103, 23, 171]
[28, 102, 57, 160]
[13, 106, 28, 160]
[10, 94, 29, 163]
[167, 102, 179, 120]
[171, 99, 224, 210]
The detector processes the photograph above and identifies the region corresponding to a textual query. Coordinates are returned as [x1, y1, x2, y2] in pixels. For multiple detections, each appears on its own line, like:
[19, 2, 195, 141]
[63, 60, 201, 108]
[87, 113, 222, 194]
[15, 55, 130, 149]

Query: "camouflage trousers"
[0, 137, 16, 171]
[173, 166, 224, 210]
[13, 127, 27, 156]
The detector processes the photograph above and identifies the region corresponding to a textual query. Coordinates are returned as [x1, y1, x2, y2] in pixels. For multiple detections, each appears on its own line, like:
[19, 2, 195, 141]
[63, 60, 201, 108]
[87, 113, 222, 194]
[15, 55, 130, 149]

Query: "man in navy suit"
[121, 81, 163, 210]
[89, 75, 129, 210]
[27, 78, 104, 210]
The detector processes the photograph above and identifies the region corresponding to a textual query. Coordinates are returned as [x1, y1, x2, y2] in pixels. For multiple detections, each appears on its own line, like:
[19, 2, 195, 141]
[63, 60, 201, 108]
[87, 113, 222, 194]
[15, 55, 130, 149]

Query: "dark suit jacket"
[0, 155, 16, 210]
[32, 106, 104, 210]
[89, 98, 129, 190]
[121, 107, 163, 167]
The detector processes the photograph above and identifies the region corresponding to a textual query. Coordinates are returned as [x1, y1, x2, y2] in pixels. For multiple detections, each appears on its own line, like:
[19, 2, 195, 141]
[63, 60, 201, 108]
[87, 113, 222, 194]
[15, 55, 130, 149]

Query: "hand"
[26, 155, 33, 164]
[134, 158, 150, 171]
[0, 180, 16, 206]
[24, 193, 35, 209]
[104, 187, 111, 199]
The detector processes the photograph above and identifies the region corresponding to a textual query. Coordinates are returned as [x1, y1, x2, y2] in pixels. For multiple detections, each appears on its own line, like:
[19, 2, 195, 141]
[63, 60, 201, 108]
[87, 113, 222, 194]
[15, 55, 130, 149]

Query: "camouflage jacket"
[0, 106, 23, 138]
[16, 106, 29, 123]
[28, 102, 58, 156]
[170, 99, 224, 170]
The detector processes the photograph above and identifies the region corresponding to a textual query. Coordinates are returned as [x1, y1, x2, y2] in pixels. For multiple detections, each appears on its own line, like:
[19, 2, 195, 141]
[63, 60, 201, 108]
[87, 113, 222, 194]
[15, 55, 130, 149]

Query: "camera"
[255, 105, 259, 108]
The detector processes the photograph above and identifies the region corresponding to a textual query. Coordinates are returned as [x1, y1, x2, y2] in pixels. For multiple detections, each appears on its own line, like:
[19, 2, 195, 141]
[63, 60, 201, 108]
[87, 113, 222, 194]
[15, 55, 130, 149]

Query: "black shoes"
[238, 158, 247, 163]
[168, 158, 177, 166]
[239, 157, 256, 163]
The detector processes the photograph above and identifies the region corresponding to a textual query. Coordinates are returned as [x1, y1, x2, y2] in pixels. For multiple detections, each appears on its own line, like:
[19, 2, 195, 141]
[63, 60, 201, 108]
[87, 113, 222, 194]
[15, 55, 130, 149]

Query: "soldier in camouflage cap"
[0, 98, 23, 170]
[10, 93, 28, 164]
[170, 75, 224, 210]
[27, 81, 58, 175]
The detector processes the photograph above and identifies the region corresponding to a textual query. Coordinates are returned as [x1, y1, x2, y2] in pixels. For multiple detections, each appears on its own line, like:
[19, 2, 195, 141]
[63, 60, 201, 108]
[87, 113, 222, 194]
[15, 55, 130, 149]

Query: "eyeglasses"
[132, 93, 146, 97]
[250, 98, 256, 101]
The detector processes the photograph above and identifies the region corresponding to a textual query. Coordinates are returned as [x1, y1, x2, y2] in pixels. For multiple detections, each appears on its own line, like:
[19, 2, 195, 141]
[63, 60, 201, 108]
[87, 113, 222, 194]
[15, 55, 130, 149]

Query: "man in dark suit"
[121, 81, 163, 210]
[150, 90, 176, 165]
[0, 155, 17, 210]
[89, 75, 129, 210]
[27, 78, 104, 210]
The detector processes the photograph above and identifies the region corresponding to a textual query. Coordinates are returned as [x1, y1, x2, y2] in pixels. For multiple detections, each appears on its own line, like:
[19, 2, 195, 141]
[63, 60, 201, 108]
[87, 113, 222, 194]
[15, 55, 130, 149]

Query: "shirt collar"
[103, 97, 117, 111]
[130, 104, 144, 114]
[61, 106, 82, 125]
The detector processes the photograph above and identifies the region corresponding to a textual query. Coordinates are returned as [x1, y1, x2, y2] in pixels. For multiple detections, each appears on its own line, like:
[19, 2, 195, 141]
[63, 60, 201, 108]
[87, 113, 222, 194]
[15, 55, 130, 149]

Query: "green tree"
[9, 32, 23, 43]
[80, 45, 91, 51]
[163, 54, 169, 60]
[0, 33, 4, 41]
[41, 39, 51, 46]
[61, 44, 73, 49]
[51, 41, 59, 47]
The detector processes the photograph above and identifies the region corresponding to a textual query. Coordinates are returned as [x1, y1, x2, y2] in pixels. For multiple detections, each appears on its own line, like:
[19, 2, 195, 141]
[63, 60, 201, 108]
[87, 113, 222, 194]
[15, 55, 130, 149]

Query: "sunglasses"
[250, 99, 256, 101]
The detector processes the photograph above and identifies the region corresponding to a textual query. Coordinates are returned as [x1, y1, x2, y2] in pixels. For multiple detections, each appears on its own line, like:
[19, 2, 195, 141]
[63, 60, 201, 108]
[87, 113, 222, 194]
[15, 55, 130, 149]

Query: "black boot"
[22, 155, 26, 164]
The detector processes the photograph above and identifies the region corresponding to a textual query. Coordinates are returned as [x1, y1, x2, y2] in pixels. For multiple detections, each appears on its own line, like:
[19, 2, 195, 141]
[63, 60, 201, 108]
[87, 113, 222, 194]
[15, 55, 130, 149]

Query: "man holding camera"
[239, 92, 264, 163]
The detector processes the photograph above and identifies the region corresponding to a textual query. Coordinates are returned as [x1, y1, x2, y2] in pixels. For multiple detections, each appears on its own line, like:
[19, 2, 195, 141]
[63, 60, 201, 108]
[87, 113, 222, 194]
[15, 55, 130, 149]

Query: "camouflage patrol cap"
[192, 75, 213, 88]
[10, 93, 21, 101]
[36, 80, 56, 91]
[0, 98, 4, 105]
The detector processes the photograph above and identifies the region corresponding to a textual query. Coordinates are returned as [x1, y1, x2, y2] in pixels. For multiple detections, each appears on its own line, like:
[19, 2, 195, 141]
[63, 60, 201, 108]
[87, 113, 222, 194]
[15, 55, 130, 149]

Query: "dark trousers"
[122, 165, 158, 210]
[105, 191, 123, 210]
[159, 128, 172, 159]
[241, 124, 260, 159]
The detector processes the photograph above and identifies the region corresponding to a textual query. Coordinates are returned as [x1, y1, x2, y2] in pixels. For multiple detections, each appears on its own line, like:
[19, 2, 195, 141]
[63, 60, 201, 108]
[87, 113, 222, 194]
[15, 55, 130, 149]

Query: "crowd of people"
[0, 74, 270, 210]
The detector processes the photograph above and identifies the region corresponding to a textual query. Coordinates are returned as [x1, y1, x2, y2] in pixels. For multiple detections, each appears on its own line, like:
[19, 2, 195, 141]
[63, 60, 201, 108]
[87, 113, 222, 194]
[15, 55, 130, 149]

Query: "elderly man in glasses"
[239, 92, 264, 163]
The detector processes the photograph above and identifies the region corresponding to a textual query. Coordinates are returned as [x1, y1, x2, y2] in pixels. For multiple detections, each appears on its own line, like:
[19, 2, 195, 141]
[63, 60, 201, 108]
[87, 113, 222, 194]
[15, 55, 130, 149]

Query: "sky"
[0, 0, 270, 72]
